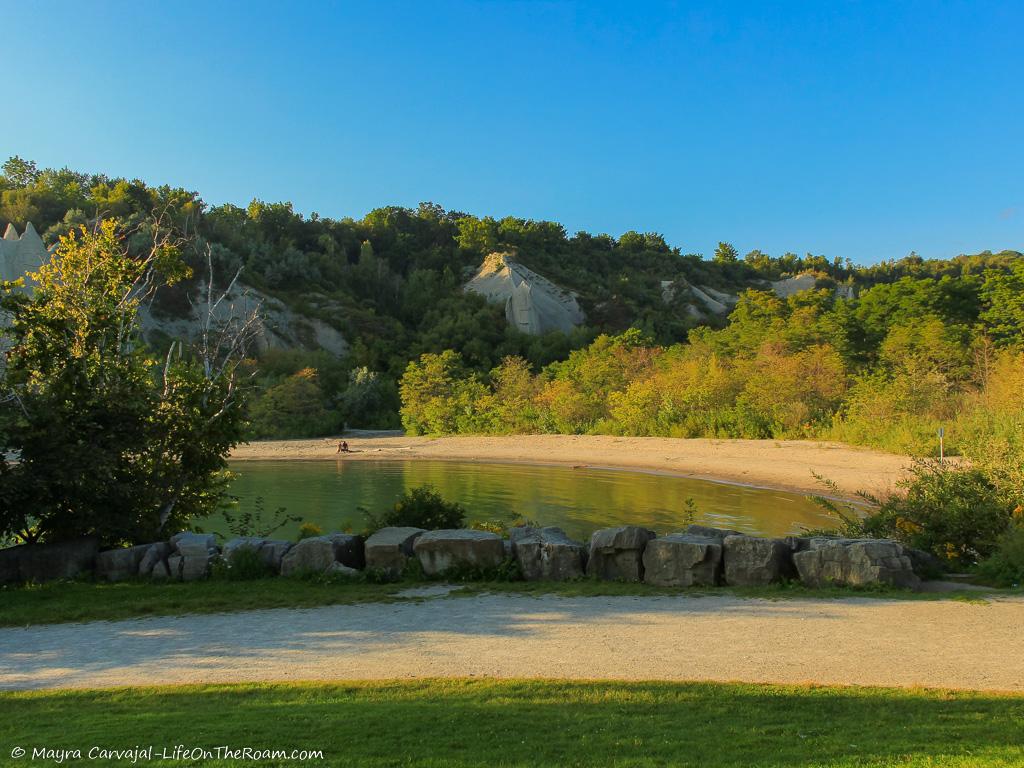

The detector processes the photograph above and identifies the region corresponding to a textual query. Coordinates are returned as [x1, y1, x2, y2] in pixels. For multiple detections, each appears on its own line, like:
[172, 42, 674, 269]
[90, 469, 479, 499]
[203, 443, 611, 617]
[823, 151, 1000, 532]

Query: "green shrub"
[222, 546, 274, 580]
[367, 485, 467, 532]
[975, 523, 1024, 587]
[223, 496, 300, 539]
[864, 461, 1011, 566]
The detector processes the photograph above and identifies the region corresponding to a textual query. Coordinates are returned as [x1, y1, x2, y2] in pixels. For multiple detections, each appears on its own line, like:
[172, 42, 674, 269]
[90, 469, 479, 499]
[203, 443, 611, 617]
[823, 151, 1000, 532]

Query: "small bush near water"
[867, 462, 1011, 566]
[810, 460, 1017, 571]
[365, 485, 467, 532]
[214, 545, 275, 580]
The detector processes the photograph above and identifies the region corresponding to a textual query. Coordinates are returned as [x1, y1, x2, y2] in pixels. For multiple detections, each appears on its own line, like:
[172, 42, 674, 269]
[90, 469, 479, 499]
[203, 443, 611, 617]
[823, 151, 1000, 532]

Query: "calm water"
[219, 460, 836, 541]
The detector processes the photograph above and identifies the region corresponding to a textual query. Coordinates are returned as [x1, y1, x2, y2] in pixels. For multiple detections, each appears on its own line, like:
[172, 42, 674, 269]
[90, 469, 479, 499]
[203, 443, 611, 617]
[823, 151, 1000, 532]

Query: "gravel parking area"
[3, 592, 1022, 691]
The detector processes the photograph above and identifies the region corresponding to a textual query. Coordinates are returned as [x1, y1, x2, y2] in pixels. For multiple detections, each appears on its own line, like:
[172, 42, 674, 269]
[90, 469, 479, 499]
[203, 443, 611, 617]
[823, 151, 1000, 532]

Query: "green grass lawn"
[1, 679, 1022, 767]
[0, 577, 1003, 628]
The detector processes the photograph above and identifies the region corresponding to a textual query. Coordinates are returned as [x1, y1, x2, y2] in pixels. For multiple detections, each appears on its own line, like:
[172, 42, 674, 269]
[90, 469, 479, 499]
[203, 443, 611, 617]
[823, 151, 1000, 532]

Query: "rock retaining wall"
[0, 524, 925, 590]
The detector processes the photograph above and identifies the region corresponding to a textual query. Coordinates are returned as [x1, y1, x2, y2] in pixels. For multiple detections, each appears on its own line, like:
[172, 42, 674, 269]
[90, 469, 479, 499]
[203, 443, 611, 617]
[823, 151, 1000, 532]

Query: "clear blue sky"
[3, 0, 1021, 264]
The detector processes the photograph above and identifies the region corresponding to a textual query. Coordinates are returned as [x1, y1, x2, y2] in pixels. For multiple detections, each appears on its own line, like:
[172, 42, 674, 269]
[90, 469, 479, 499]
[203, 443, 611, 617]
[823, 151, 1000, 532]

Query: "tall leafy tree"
[0, 221, 252, 545]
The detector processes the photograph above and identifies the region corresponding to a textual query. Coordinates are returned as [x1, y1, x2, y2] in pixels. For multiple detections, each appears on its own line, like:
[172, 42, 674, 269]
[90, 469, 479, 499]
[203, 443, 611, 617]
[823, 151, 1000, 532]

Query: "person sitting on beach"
[337, 440, 350, 454]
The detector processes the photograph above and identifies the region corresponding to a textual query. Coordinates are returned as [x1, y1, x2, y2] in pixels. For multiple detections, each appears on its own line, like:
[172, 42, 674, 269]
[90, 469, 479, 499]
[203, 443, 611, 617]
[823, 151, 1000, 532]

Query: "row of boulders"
[0, 523, 925, 590]
[585, 524, 921, 589]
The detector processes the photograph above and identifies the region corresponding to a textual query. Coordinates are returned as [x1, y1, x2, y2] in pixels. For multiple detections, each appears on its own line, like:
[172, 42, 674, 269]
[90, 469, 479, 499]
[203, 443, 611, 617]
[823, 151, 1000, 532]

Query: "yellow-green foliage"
[399, 282, 1024, 478]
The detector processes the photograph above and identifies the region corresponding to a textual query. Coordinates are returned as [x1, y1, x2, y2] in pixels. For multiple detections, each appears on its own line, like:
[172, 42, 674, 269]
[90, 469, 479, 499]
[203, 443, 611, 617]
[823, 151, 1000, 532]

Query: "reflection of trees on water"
[223, 461, 836, 541]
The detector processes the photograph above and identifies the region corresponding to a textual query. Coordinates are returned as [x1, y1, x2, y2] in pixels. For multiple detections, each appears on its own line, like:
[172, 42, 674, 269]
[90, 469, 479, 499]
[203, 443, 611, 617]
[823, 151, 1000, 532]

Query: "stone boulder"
[784, 536, 811, 553]
[511, 526, 587, 581]
[171, 532, 218, 557]
[643, 534, 722, 587]
[258, 540, 293, 573]
[166, 533, 218, 582]
[280, 537, 337, 576]
[365, 527, 425, 576]
[221, 537, 293, 573]
[150, 559, 172, 580]
[181, 554, 213, 582]
[138, 542, 172, 577]
[223, 537, 266, 560]
[906, 547, 945, 579]
[96, 544, 152, 582]
[167, 555, 183, 580]
[327, 562, 361, 578]
[326, 533, 365, 570]
[722, 535, 795, 586]
[587, 526, 656, 582]
[0, 537, 99, 584]
[685, 524, 743, 542]
[24, 538, 99, 583]
[413, 529, 506, 576]
[794, 538, 921, 590]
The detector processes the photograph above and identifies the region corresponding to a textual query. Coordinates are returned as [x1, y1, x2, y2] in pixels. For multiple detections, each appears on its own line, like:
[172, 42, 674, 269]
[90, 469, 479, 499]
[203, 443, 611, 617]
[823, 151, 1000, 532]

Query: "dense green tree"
[714, 242, 739, 263]
[1, 156, 40, 188]
[0, 222, 248, 545]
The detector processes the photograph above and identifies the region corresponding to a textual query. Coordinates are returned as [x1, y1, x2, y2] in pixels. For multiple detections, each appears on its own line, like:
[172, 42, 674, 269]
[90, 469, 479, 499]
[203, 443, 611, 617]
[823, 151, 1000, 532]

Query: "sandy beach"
[230, 435, 910, 498]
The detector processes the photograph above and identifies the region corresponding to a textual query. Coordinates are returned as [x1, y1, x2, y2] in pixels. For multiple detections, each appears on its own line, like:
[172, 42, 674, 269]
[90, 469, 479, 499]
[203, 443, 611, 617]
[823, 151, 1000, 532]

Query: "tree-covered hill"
[2, 155, 1020, 437]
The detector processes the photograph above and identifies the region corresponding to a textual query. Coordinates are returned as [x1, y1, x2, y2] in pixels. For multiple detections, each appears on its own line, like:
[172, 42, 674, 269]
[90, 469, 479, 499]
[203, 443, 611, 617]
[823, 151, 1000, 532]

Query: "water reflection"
[220, 460, 837, 541]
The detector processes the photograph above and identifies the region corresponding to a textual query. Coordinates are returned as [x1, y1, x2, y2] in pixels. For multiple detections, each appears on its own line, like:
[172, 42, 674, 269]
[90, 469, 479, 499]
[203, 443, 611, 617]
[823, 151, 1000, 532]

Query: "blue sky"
[3, 0, 1021, 264]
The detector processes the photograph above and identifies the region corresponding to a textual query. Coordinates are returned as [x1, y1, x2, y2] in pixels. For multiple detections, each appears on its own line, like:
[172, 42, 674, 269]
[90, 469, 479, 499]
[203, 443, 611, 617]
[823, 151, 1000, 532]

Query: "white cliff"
[0, 222, 346, 357]
[465, 252, 584, 335]
[0, 222, 49, 291]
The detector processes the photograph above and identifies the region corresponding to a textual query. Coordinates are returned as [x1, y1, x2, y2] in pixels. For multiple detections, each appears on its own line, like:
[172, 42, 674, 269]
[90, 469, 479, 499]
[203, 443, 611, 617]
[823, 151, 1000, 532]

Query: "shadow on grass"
[1, 679, 1022, 767]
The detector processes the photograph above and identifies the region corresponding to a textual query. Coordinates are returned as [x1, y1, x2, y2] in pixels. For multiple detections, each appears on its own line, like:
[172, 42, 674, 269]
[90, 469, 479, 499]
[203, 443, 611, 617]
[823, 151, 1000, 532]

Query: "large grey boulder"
[685, 524, 743, 542]
[258, 540, 293, 573]
[327, 562, 361, 578]
[23, 538, 99, 583]
[365, 527, 425, 576]
[906, 547, 944, 579]
[722, 535, 795, 586]
[587, 526, 656, 582]
[413, 529, 506, 576]
[223, 537, 266, 560]
[326, 533, 365, 570]
[511, 526, 587, 581]
[181, 555, 212, 582]
[138, 542, 172, 577]
[221, 537, 292, 573]
[171, 532, 218, 557]
[280, 537, 337, 576]
[96, 544, 151, 582]
[167, 555, 183, 580]
[1, 537, 99, 584]
[643, 534, 722, 587]
[794, 538, 921, 590]
[150, 559, 172, 580]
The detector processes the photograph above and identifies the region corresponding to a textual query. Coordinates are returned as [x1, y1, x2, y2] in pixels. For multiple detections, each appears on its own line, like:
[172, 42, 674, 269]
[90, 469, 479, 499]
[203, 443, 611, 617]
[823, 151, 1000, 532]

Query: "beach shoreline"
[229, 435, 910, 498]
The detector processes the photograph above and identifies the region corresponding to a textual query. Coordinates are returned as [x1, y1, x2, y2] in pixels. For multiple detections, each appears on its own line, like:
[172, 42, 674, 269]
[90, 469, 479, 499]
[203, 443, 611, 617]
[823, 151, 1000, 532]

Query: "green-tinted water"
[220, 460, 836, 541]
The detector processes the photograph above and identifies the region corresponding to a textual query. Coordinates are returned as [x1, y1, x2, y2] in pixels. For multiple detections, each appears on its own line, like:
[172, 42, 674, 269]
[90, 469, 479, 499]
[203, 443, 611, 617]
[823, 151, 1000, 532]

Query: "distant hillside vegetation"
[1, 155, 1021, 440]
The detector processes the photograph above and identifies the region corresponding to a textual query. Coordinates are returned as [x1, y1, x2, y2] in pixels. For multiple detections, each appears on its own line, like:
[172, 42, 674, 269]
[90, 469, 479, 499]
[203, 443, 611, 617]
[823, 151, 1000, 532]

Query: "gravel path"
[3, 593, 1022, 692]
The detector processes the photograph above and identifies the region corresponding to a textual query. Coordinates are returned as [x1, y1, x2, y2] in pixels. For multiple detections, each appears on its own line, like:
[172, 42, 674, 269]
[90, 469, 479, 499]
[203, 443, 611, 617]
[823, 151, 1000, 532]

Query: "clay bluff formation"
[0, 222, 347, 357]
[465, 252, 585, 335]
